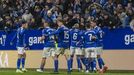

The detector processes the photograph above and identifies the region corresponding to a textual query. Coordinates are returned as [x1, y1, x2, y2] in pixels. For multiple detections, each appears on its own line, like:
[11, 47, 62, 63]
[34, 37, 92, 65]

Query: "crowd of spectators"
[0, 0, 134, 31]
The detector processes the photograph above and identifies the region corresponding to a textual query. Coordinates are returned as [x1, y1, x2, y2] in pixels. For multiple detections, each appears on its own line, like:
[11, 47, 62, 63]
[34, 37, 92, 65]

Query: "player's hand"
[39, 36, 45, 42]
[39, 38, 43, 42]
[10, 42, 13, 45]
[92, 36, 97, 40]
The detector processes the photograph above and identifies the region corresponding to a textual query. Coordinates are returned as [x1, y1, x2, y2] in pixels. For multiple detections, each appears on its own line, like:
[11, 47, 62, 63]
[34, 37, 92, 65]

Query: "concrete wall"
[0, 50, 134, 70]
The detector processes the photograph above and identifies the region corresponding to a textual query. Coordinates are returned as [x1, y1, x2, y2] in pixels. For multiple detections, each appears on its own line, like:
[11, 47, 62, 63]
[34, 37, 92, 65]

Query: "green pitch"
[0, 70, 134, 75]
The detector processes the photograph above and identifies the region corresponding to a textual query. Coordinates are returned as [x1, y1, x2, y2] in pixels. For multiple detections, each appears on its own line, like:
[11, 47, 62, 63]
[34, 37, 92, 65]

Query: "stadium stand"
[0, 0, 134, 31]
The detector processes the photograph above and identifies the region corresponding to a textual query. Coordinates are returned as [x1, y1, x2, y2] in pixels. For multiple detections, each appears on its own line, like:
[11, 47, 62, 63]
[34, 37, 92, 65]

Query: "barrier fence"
[0, 27, 133, 50]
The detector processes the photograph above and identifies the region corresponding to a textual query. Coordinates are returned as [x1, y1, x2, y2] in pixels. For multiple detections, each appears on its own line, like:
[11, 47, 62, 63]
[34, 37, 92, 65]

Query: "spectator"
[121, 0, 129, 6]
[22, 9, 33, 23]
[103, 0, 116, 15]
[43, 10, 56, 28]
[67, 13, 80, 28]
[3, 15, 14, 32]
[115, 4, 124, 13]
[125, 9, 134, 27]
[45, 0, 53, 9]
[100, 11, 121, 29]
[130, 18, 134, 31]
[63, 14, 69, 28]
[31, 6, 42, 29]
[125, 3, 134, 12]
[40, 5, 50, 18]
[0, 17, 4, 30]
[67, 9, 73, 19]
[72, 0, 82, 13]
[0, 0, 134, 30]
[13, 18, 22, 29]
[118, 12, 128, 27]
[99, 0, 107, 6]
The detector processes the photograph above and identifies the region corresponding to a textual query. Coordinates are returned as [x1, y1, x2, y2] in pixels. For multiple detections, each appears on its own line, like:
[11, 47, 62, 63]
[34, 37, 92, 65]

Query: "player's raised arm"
[48, 20, 63, 36]
[48, 27, 62, 36]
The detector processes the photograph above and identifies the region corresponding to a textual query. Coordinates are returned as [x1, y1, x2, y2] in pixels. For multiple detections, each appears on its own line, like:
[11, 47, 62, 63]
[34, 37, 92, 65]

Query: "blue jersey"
[83, 29, 96, 48]
[11, 27, 27, 47]
[52, 25, 70, 48]
[93, 26, 103, 47]
[42, 27, 55, 47]
[70, 28, 83, 47]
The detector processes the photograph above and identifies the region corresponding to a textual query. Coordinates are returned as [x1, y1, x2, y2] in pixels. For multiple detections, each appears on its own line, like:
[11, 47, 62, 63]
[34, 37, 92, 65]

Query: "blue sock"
[77, 57, 82, 70]
[91, 60, 94, 71]
[67, 59, 71, 72]
[91, 59, 96, 71]
[81, 57, 86, 66]
[85, 58, 89, 70]
[22, 58, 25, 68]
[70, 57, 73, 70]
[98, 57, 105, 69]
[101, 58, 105, 65]
[17, 58, 21, 69]
[93, 59, 96, 70]
[88, 59, 91, 70]
[54, 59, 58, 72]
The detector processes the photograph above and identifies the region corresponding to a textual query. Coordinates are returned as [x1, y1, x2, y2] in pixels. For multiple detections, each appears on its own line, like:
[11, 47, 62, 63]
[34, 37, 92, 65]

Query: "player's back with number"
[42, 27, 55, 47]
[94, 26, 103, 47]
[56, 26, 70, 48]
[70, 28, 82, 47]
[84, 29, 96, 48]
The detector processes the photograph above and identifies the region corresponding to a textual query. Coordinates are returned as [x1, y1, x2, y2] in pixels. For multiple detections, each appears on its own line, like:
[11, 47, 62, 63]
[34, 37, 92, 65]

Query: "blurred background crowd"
[0, 0, 134, 31]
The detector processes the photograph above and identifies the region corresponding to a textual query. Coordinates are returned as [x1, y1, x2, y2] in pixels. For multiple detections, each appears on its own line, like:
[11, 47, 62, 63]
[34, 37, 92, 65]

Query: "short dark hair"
[90, 19, 97, 24]
[21, 20, 27, 24]
[86, 22, 90, 28]
[57, 19, 64, 23]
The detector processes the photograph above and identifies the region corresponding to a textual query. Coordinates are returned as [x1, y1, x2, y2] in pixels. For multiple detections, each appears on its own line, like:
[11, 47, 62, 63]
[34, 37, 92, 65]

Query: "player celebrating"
[10, 20, 28, 73]
[36, 21, 55, 72]
[83, 23, 97, 73]
[49, 19, 70, 73]
[90, 20, 108, 73]
[70, 23, 85, 72]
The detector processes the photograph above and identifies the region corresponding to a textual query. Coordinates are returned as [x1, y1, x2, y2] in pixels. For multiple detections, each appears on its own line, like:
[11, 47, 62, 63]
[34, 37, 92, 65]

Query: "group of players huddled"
[10, 19, 108, 74]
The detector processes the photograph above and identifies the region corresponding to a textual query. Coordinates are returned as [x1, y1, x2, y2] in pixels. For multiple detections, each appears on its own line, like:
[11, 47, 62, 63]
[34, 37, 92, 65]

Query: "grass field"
[0, 69, 134, 75]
